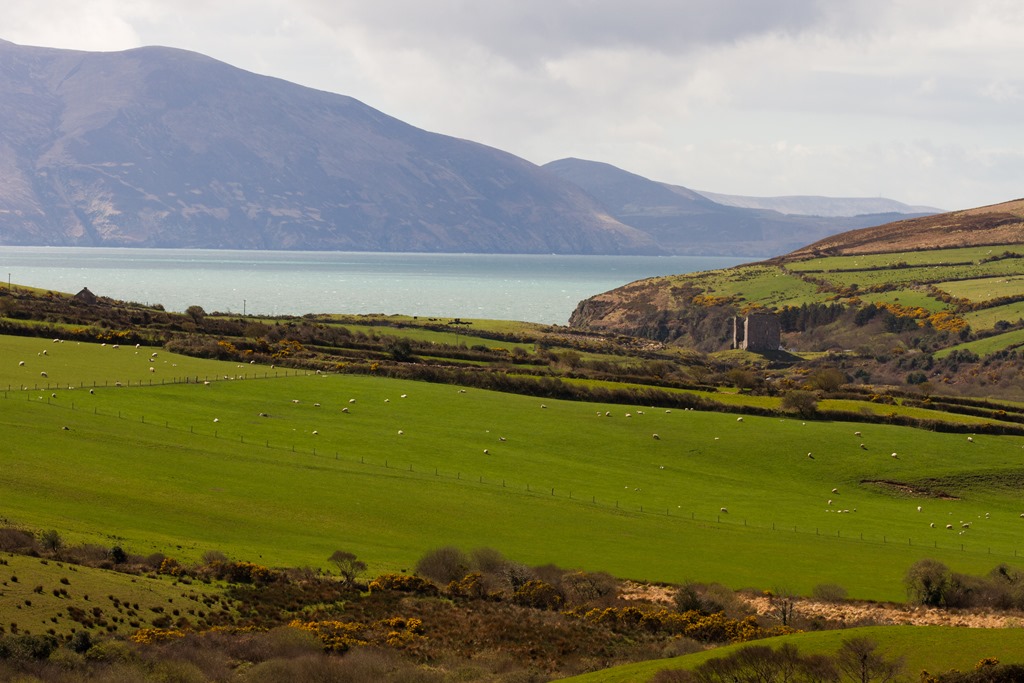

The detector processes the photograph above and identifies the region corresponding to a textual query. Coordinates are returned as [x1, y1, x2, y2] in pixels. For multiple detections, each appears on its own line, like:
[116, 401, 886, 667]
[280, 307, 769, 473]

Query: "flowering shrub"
[130, 627, 188, 644]
[368, 573, 438, 595]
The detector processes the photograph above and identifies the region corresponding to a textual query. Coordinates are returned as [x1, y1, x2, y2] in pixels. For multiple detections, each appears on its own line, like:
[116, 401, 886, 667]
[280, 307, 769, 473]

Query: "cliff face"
[0, 40, 656, 255]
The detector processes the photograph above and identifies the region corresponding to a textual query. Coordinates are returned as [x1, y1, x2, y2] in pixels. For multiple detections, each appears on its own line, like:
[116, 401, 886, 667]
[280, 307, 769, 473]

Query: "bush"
[415, 546, 469, 585]
[811, 583, 848, 603]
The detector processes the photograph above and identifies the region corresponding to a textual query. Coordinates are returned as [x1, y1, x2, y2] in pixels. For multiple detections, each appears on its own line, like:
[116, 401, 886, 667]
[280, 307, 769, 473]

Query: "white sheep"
[312, 430, 318, 435]
[401, 394, 407, 398]
[930, 522, 935, 528]
[18, 361, 24, 366]
[397, 430, 404, 435]
[149, 367, 155, 373]
[541, 404, 547, 409]
[652, 434, 660, 440]
[917, 505, 922, 512]
[40, 371, 47, 378]
[967, 436, 974, 442]
[736, 417, 743, 422]
[349, 398, 357, 403]
[89, 389, 94, 395]
[891, 452, 898, 458]
[854, 431, 862, 436]
[213, 418, 219, 423]
[720, 507, 728, 513]
[946, 524, 954, 529]
[313, 403, 321, 407]
[483, 449, 489, 455]
[831, 488, 839, 494]
[498, 437, 506, 442]
[860, 443, 867, 450]
[341, 407, 349, 413]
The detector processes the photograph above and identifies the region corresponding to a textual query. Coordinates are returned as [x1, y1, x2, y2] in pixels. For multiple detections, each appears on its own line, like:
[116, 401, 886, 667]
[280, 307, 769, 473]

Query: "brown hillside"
[776, 198, 1024, 261]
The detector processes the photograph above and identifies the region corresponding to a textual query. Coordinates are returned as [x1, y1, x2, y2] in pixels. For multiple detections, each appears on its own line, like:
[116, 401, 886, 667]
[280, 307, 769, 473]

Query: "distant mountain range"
[542, 158, 937, 256]
[0, 39, 937, 256]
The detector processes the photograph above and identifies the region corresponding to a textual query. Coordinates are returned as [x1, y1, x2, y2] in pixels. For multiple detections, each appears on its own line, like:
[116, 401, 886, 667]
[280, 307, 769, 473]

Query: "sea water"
[0, 247, 753, 325]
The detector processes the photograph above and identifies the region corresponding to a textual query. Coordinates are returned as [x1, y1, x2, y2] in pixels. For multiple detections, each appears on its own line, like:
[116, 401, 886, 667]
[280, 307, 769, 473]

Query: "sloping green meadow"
[4, 337, 1024, 602]
[563, 625, 1024, 683]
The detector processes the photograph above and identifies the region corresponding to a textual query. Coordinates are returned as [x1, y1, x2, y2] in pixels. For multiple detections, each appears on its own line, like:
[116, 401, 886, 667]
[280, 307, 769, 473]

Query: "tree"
[905, 558, 951, 606]
[835, 637, 904, 683]
[328, 550, 367, 587]
[809, 368, 846, 392]
[185, 305, 207, 323]
[416, 546, 469, 584]
[39, 530, 62, 555]
[781, 390, 818, 417]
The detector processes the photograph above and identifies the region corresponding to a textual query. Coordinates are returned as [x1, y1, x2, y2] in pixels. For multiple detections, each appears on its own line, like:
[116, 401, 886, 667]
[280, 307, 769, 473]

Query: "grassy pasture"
[808, 260, 1024, 289]
[0, 335, 275, 391]
[964, 300, 1024, 332]
[937, 274, 1024, 304]
[563, 625, 1024, 682]
[0, 553, 229, 639]
[785, 245, 1015, 272]
[864, 290, 951, 314]
[4, 340, 1024, 603]
[935, 328, 1024, 359]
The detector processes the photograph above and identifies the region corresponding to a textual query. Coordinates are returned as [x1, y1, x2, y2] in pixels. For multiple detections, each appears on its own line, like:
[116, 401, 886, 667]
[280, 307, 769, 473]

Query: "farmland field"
[564, 625, 1024, 683]
[5, 336, 1024, 603]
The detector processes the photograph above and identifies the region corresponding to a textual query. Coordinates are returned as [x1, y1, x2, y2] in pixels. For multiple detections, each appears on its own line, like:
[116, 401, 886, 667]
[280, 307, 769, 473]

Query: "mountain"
[543, 158, 936, 256]
[694, 191, 941, 217]
[0, 40, 657, 255]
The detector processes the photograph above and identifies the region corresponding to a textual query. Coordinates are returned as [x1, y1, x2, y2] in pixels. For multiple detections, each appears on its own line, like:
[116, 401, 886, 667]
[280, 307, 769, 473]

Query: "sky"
[6, 1, 1024, 212]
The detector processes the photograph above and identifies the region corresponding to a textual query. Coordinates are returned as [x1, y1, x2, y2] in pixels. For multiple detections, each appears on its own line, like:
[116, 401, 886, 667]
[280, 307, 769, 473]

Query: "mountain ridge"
[0, 39, 658, 255]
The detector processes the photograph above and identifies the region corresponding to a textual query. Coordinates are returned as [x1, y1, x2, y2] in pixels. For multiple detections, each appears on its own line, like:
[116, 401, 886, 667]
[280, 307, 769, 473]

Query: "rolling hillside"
[569, 199, 1024, 392]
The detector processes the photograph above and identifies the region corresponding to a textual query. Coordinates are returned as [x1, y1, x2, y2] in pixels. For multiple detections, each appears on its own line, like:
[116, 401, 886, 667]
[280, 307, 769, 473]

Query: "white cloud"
[4, 0, 1024, 209]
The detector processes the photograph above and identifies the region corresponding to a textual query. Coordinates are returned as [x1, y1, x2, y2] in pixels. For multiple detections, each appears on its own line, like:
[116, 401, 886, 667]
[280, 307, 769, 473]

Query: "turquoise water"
[0, 248, 753, 325]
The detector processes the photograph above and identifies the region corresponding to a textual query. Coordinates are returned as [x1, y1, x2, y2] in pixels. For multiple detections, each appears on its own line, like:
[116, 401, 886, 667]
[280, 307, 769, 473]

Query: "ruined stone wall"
[732, 313, 780, 351]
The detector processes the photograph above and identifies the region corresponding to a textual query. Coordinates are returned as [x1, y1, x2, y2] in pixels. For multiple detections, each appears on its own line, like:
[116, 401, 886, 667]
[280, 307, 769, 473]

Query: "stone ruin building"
[732, 312, 781, 351]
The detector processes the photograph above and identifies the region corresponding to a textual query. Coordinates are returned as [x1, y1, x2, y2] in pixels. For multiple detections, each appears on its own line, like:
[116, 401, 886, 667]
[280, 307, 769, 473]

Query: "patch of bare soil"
[619, 581, 677, 604]
[743, 594, 1023, 629]
[861, 479, 960, 500]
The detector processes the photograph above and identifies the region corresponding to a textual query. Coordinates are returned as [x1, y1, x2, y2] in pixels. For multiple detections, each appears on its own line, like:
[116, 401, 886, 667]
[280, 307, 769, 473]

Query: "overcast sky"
[7, 1, 1024, 211]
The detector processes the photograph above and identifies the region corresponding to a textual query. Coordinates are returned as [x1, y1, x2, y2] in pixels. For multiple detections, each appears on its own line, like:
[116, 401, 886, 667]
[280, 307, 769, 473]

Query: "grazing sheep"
[341, 407, 349, 413]
[401, 394, 407, 398]
[61, 426, 69, 431]
[149, 367, 155, 373]
[42, 349, 47, 355]
[258, 413, 268, 418]
[917, 506, 923, 512]
[720, 507, 728, 513]
[89, 389, 94, 394]
[807, 452, 814, 459]
[891, 452, 898, 458]
[291, 399, 300, 404]
[930, 522, 935, 528]
[736, 417, 743, 422]
[312, 430, 318, 435]
[40, 371, 47, 378]
[962, 522, 971, 529]
[946, 524, 954, 529]
[860, 443, 867, 450]
[213, 418, 219, 423]
[250, 360, 256, 364]
[831, 488, 839, 494]
[499, 437, 506, 442]
[18, 361, 24, 366]
[625, 413, 632, 418]
[483, 449, 489, 455]
[397, 430, 404, 435]
[967, 436, 974, 442]
[541, 404, 547, 409]
[349, 398, 357, 403]
[313, 403, 321, 407]
[605, 411, 611, 417]
[827, 499, 833, 506]
[854, 431, 862, 436]
[203, 381, 210, 386]
[384, 398, 390, 403]
[652, 434, 660, 440]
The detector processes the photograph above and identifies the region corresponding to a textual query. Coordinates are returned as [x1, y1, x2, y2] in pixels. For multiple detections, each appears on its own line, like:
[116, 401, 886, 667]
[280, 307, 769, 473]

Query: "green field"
[563, 625, 1024, 682]
[5, 336, 1024, 605]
